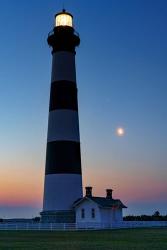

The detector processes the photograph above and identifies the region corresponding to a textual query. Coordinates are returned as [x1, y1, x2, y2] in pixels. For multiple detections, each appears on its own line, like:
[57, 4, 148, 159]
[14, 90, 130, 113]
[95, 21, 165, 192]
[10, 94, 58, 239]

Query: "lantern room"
[55, 9, 73, 27]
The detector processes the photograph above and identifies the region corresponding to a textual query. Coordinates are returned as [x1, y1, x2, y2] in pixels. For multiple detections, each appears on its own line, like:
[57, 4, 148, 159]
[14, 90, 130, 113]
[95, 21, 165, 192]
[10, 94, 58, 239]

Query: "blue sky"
[0, 0, 167, 218]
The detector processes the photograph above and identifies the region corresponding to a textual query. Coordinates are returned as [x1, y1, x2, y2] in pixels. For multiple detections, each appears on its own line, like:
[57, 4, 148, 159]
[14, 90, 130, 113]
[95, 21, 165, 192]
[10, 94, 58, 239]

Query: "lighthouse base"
[40, 210, 75, 223]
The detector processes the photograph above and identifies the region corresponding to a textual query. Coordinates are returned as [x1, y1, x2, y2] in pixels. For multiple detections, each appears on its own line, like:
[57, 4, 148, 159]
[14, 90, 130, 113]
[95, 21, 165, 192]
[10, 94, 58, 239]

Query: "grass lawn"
[0, 228, 166, 250]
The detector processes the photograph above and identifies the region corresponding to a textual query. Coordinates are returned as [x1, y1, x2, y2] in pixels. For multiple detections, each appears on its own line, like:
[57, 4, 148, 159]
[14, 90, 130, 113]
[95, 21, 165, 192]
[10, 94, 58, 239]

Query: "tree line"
[124, 211, 167, 221]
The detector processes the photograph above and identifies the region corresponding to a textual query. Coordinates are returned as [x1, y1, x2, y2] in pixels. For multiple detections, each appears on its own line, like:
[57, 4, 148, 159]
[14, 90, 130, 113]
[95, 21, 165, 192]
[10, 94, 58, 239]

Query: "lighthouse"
[41, 10, 83, 222]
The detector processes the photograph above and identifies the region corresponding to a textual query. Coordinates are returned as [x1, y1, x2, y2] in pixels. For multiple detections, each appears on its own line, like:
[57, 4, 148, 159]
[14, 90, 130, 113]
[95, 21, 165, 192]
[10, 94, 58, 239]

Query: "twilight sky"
[0, 0, 167, 218]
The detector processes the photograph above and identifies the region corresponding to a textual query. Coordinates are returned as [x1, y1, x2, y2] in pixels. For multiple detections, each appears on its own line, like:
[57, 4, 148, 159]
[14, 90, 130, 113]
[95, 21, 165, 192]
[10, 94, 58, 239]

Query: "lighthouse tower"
[41, 10, 83, 222]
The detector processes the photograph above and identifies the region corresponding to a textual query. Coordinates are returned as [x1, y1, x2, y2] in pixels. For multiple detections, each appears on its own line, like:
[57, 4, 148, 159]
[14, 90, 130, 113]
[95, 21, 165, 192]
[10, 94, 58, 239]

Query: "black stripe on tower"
[45, 141, 81, 175]
[49, 81, 78, 111]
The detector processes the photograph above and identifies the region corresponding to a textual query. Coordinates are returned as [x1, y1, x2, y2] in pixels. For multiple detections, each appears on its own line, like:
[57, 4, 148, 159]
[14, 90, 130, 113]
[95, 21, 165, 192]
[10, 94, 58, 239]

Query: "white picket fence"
[0, 223, 76, 231]
[0, 221, 166, 231]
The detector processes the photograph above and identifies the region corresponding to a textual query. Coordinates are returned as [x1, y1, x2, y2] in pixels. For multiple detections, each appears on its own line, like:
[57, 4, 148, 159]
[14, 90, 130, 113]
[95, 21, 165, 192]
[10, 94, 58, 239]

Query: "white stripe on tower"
[43, 174, 82, 211]
[47, 110, 80, 143]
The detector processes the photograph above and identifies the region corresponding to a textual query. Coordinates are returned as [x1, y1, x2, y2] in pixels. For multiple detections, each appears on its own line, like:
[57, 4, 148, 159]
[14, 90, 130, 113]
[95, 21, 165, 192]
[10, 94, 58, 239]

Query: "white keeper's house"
[73, 187, 127, 227]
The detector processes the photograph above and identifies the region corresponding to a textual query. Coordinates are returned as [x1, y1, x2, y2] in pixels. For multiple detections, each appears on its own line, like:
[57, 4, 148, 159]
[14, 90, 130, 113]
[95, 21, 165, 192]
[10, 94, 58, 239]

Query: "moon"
[116, 127, 125, 137]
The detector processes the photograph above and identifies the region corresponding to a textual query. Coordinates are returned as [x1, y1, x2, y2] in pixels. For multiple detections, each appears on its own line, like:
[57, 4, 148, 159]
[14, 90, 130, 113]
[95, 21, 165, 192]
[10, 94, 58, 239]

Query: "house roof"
[73, 196, 127, 209]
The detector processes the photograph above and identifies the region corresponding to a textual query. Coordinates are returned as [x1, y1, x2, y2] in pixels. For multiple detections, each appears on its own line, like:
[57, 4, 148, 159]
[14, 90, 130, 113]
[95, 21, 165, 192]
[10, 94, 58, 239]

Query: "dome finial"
[62, 3, 66, 13]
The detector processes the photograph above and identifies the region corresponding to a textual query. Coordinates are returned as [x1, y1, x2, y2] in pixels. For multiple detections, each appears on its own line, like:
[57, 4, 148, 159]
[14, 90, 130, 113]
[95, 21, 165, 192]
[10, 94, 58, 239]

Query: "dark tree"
[153, 211, 160, 217]
[32, 217, 40, 222]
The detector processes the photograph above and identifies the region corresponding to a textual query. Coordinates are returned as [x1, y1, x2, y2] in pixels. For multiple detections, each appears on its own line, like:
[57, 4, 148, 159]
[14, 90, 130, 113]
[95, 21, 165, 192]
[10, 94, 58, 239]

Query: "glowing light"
[56, 13, 73, 27]
[116, 127, 125, 136]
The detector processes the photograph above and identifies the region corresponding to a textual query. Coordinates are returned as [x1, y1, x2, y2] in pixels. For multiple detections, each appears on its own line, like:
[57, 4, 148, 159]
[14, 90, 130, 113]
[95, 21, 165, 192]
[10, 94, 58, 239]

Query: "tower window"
[91, 208, 95, 218]
[81, 209, 85, 219]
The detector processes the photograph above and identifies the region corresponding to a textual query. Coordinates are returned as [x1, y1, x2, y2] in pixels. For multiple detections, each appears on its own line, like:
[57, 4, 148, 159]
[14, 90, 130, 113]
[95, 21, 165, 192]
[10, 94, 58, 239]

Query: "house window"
[81, 209, 85, 219]
[91, 208, 95, 218]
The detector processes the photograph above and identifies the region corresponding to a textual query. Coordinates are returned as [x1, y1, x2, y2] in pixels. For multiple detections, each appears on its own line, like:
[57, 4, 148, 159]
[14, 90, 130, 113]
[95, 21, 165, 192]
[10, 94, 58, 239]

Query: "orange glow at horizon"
[0, 164, 43, 207]
[0, 165, 166, 208]
[82, 165, 167, 204]
[0, 155, 166, 210]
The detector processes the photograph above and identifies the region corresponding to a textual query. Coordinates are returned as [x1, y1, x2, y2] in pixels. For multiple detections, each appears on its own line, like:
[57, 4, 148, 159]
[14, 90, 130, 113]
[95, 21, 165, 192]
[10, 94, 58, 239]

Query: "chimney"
[106, 189, 113, 199]
[85, 187, 92, 197]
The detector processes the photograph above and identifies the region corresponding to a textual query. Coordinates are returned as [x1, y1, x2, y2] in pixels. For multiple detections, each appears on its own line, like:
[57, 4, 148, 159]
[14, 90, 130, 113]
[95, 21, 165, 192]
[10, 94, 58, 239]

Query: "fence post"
[50, 223, 52, 231]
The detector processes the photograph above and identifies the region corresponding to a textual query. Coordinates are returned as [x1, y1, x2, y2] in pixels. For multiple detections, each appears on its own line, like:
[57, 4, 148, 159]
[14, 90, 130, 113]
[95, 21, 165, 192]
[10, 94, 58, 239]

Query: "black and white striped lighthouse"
[41, 10, 83, 222]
